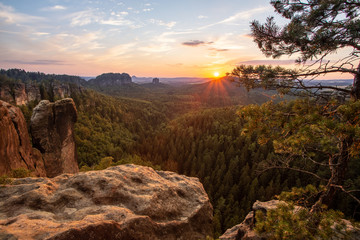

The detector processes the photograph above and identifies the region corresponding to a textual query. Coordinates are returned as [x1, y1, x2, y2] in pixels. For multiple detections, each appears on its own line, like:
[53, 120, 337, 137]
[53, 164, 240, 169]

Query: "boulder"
[31, 98, 79, 177]
[0, 100, 46, 177]
[0, 164, 213, 239]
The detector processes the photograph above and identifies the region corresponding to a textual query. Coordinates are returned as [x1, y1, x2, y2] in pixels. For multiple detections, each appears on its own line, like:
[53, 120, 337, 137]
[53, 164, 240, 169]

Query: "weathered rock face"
[0, 164, 213, 239]
[0, 83, 41, 106]
[220, 200, 360, 240]
[52, 82, 71, 99]
[31, 98, 79, 177]
[0, 85, 14, 105]
[0, 100, 46, 177]
[25, 83, 41, 102]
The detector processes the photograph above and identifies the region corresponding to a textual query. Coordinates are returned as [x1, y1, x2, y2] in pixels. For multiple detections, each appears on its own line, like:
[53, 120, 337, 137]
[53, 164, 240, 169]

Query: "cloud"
[0, 3, 44, 24]
[69, 10, 136, 28]
[70, 10, 98, 26]
[201, 6, 271, 29]
[182, 40, 213, 47]
[237, 59, 297, 65]
[198, 15, 208, 19]
[143, 8, 153, 12]
[5, 59, 69, 65]
[149, 19, 176, 28]
[209, 48, 229, 52]
[101, 18, 133, 26]
[41, 5, 67, 11]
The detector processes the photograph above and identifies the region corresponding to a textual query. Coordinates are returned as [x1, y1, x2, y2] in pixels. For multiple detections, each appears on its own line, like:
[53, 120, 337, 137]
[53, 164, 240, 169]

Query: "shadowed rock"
[219, 200, 360, 240]
[30, 98, 79, 177]
[0, 164, 213, 239]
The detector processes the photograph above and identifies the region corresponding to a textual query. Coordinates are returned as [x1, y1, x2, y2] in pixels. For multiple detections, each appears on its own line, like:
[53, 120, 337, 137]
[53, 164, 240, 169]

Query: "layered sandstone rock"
[0, 100, 46, 177]
[0, 164, 213, 239]
[30, 98, 79, 177]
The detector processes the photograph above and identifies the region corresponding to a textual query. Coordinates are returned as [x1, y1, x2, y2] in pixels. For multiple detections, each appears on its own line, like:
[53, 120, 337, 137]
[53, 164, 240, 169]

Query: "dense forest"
[1, 68, 359, 238]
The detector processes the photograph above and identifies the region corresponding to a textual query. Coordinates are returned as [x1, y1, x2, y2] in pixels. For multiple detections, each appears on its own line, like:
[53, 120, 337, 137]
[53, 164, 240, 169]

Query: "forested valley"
[1, 68, 359, 238]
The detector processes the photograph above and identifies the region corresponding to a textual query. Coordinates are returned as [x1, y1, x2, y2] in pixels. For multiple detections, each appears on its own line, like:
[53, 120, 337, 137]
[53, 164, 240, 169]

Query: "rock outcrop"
[220, 200, 360, 240]
[31, 98, 79, 177]
[25, 83, 41, 102]
[152, 78, 160, 84]
[0, 100, 46, 177]
[0, 83, 41, 106]
[0, 81, 76, 106]
[0, 164, 213, 239]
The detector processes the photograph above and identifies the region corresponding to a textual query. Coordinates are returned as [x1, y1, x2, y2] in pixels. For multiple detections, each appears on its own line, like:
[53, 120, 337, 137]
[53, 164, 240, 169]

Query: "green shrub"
[11, 168, 31, 178]
[0, 175, 12, 185]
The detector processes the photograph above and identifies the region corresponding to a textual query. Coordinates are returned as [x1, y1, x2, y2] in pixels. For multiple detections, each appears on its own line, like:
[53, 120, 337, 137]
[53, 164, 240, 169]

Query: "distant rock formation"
[220, 200, 360, 240]
[0, 100, 46, 177]
[88, 73, 132, 87]
[0, 164, 213, 239]
[152, 77, 160, 84]
[30, 98, 79, 177]
[0, 81, 74, 106]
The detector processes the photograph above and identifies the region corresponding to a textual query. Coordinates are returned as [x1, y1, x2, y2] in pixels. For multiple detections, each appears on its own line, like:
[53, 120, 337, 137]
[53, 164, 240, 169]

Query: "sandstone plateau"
[0, 164, 213, 239]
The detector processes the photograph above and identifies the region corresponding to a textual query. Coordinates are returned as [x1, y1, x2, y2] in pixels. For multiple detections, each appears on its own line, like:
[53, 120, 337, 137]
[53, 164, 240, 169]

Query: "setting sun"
[213, 72, 220, 77]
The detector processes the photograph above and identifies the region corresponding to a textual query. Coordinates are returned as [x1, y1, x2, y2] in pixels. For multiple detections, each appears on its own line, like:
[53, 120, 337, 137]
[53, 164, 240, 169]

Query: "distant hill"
[304, 79, 353, 87]
[132, 76, 210, 85]
[0, 68, 87, 86]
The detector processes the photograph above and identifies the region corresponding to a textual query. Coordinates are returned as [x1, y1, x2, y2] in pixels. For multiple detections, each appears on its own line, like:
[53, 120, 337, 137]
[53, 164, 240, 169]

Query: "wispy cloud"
[237, 59, 297, 65]
[198, 15, 208, 19]
[209, 48, 229, 52]
[143, 8, 153, 12]
[0, 3, 44, 24]
[101, 18, 133, 26]
[182, 40, 213, 47]
[201, 6, 271, 29]
[149, 19, 176, 28]
[5, 59, 69, 65]
[69, 10, 98, 26]
[41, 5, 67, 11]
[69, 9, 137, 28]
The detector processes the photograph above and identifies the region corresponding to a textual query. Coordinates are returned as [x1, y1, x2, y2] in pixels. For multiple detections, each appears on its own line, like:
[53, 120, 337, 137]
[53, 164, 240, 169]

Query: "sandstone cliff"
[31, 98, 79, 177]
[0, 81, 75, 106]
[0, 164, 213, 240]
[0, 100, 46, 177]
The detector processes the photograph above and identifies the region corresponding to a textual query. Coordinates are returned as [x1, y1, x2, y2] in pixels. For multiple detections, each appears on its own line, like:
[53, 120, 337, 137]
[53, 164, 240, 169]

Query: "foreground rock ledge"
[0, 164, 213, 240]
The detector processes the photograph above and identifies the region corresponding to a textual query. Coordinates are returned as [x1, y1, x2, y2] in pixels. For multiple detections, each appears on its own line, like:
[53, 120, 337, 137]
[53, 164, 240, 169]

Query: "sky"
[0, 0, 354, 79]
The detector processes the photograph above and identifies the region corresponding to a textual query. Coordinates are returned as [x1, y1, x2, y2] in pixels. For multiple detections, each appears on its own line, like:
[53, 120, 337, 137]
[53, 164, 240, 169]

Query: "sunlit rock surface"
[0, 164, 213, 240]
[0, 100, 46, 177]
